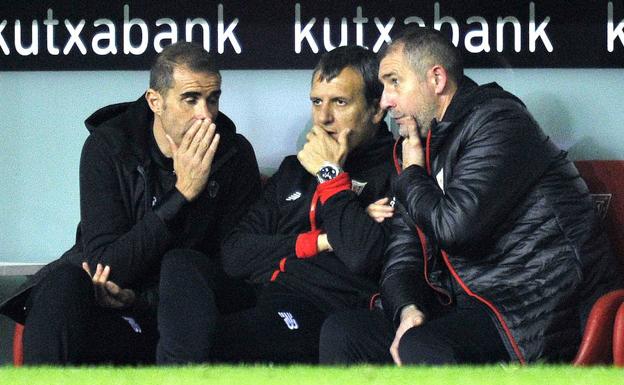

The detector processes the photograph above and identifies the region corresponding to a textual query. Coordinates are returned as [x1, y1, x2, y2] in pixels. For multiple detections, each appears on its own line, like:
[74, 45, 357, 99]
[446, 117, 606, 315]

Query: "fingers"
[178, 119, 204, 153]
[337, 128, 351, 154]
[390, 334, 403, 366]
[201, 132, 220, 167]
[94, 264, 110, 285]
[104, 282, 136, 307]
[374, 197, 390, 205]
[82, 262, 92, 278]
[188, 119, 214, 155]
[366, 197, 395, 223]
[104, 280, 121, 296]
[406, 120, 419, 140]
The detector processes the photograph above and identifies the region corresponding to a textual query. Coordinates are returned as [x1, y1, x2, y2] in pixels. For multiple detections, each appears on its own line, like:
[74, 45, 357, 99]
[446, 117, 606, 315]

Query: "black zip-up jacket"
[222, 124, 395, 312]
[1, 96, 261, 323]
[381, 77, 620, 363]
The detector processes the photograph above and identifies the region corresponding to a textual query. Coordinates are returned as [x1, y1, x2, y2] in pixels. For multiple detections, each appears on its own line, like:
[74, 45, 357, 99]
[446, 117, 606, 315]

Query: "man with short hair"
[0, 42, 260, 365]
[215, 45, 395, 363]
[320, 27, 619, 365]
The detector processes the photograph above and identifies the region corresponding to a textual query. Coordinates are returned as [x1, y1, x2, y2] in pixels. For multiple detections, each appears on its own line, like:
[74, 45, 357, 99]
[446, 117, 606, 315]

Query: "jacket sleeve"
[221, 166, 298, 282]
[215, 134, 262, 244]
[395, 101, 555, 256]
[319, 185, 391, 277]
[78, 133, 176, 287]
[380, 203, 430, 326]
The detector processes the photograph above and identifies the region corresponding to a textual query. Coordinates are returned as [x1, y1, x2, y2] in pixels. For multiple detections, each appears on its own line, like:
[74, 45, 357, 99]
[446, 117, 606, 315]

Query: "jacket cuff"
[296, 229, 322, 258]
[153, 188, 188, 225]
[381, 271, 427, 327]
[317, 172, 351, 204]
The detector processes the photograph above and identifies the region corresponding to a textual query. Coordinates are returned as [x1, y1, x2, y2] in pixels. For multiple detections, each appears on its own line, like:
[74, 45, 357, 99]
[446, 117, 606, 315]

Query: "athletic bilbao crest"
[351, 179, 367, 196]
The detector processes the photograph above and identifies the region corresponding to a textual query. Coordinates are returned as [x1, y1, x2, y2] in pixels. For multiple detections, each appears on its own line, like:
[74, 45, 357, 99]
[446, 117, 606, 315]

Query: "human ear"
[430, 65, 448, 94]
[145, 89, 163, 116]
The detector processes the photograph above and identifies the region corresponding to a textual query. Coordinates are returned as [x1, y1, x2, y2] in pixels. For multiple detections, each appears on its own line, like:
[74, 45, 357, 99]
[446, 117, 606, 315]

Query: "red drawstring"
[425, 130, 432, 175]
[309, 190, 319, 231]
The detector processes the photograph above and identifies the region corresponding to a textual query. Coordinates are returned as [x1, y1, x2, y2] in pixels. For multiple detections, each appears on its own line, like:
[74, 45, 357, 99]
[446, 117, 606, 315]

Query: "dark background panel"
[0, 1, 623, 70]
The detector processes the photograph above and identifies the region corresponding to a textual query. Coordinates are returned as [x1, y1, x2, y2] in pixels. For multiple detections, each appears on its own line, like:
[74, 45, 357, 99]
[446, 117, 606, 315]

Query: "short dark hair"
[149, 42, 220, 94]
[312, 45, 382, 108]
[383, 27, 463, 84]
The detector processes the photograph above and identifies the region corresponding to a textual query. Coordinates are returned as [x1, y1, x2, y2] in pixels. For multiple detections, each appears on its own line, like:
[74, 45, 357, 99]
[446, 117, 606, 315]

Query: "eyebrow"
[180, 90, 222, 99]
[380, 72, 397, 80]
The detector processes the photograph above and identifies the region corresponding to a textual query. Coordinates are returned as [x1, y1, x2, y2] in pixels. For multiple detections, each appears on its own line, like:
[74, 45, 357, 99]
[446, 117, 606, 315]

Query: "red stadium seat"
[613, 302, 624, 366]
[573, 160, 624, 366]
[13, 323, 23, 366]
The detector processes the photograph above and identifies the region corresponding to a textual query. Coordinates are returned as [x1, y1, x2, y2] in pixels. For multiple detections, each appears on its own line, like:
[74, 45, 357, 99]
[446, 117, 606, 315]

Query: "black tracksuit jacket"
[222, 124, 396, 312]
[1, 97, 261, 323]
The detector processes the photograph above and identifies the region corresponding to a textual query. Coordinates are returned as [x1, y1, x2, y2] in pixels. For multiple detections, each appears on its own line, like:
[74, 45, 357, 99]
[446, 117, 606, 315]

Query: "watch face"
[320, 166, 337, 180]
[317, 165, 340, 182]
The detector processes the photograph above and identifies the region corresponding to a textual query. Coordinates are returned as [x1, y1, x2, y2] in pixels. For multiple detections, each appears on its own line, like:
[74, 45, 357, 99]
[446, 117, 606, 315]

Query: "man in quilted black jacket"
[320, 26, 620, 365]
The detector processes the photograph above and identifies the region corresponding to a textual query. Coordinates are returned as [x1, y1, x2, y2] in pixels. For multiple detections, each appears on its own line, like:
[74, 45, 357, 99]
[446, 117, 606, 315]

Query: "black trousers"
[22, 249, 253, 365]
[319, 299, 510, 365]
[210, 283, 327, 364]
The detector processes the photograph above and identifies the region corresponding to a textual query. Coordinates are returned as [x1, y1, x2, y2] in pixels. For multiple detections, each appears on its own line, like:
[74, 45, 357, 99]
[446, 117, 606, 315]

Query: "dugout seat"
[10, 164, 624, 366]
[573, 160, 624, 366]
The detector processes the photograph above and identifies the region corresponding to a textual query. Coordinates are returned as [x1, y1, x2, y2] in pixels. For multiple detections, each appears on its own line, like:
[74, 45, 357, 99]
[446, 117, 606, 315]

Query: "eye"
[391, 78, 399, 87]
[207, 97, 219, 106]
[336, 99, 347, 106]
[184, 97, 198, 105]
[311, 98, 322, 106]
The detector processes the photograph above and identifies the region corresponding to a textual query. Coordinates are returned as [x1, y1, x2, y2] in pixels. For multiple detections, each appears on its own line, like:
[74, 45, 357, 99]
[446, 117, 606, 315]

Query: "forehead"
[379, 47, 410, 77]
[169, 66, 221, 93]
[310, 67, 365, 98]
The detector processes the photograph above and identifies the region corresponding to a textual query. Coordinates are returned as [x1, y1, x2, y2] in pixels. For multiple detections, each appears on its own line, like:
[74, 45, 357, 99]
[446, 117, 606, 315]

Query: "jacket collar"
[344, 121, 394, 174]
[428, 76, 524, 159]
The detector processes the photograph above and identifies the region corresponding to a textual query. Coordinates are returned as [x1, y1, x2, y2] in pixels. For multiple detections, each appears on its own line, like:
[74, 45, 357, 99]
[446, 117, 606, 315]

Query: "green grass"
[0, 365, 622, 385]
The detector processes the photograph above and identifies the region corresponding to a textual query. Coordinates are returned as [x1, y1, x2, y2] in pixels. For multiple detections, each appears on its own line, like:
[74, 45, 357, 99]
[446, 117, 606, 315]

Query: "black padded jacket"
[381, 77, 620, 363]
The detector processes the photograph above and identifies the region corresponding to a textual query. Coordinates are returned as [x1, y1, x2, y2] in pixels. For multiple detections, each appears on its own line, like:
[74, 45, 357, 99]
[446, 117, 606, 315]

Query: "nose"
[318, 103, 333, 125]
[380, 88, 394, 111]
[194, 100, 214, 121]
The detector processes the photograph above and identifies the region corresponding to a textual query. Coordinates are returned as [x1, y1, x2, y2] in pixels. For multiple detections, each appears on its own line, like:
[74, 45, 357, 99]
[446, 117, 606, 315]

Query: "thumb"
[165, 134, 178, 155]
[374, 197, 390, 205]
[406, 121, 418, 140]
[338, 128, 351, 153]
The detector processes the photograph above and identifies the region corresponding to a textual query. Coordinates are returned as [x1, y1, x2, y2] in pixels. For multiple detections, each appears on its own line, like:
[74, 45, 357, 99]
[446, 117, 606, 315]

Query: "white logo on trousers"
[278, 311, 299, 330]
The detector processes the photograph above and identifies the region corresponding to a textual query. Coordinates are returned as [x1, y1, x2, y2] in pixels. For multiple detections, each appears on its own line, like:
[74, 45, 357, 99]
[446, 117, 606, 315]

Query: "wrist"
[174, 183, 194, 201]
[316, 162, 343, 183]
[316, 233, 333, 252]
[296, 229, 322, 258]
[400, 304, 420, 322]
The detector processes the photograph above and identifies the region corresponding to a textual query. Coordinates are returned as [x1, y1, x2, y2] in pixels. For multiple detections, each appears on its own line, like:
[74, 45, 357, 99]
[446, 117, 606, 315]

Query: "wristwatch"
[316, 163, 342, 183]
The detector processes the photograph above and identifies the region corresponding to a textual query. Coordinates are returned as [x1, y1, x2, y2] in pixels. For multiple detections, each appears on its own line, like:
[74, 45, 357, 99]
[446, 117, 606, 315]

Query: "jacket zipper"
[392, 133, 526, 364]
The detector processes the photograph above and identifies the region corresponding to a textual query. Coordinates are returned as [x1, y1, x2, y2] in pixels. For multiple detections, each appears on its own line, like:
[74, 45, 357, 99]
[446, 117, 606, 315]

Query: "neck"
[152, 119, 173, 158]
[436, 82, 458, 122]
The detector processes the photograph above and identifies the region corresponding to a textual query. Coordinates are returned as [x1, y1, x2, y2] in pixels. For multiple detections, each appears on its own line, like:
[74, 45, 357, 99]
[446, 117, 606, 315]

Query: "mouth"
[321, 128, 339, 140]
[391, 116, 408, 126]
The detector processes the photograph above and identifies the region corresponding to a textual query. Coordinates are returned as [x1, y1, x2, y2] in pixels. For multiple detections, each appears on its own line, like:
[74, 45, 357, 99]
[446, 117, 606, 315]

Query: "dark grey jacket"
[381, 77, 620, 362]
